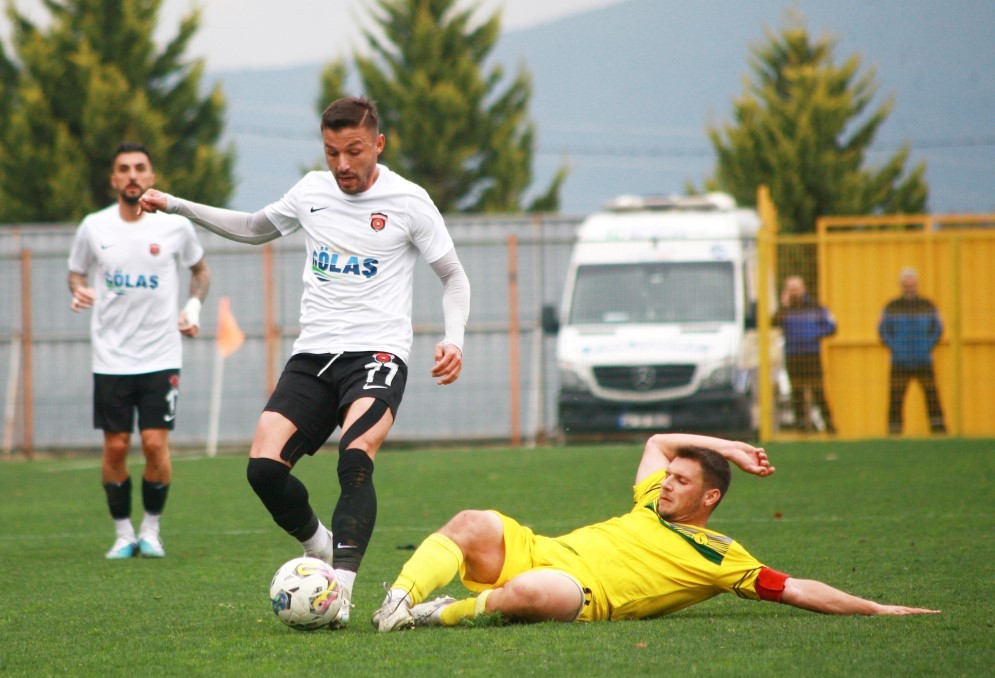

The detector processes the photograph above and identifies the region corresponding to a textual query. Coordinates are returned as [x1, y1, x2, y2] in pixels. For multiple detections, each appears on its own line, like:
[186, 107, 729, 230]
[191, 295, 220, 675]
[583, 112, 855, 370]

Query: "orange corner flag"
[216, 296, 245, 358]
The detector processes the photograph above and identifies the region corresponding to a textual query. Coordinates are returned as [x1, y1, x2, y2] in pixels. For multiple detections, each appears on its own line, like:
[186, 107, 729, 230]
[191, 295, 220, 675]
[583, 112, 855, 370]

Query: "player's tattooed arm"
[188, 258, 211, 302]
[179, 258, 211, 337]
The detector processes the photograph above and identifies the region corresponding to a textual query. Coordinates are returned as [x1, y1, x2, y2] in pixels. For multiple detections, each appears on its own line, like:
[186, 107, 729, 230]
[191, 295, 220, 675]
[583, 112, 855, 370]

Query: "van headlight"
[558, 365, 590, 392]
[700, 363, 735, 390]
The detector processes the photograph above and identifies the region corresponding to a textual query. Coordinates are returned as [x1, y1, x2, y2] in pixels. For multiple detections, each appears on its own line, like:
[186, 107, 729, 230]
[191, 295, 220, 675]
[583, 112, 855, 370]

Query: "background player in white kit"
[139, 97, 471, 627]
[69, 142, 211, 559]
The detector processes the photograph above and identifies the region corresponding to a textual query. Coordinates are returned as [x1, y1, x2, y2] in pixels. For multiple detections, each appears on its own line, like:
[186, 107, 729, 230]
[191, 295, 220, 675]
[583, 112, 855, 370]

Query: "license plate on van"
[618, 412, 672, 429]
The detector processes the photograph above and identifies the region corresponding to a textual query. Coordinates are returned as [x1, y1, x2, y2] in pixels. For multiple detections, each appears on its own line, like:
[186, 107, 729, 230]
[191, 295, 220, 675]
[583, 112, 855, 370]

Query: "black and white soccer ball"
[269, 556, 342, 630]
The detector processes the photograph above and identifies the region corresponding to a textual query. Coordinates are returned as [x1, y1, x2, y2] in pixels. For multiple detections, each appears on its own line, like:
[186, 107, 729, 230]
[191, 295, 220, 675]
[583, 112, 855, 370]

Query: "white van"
[542, 193, 763, 436]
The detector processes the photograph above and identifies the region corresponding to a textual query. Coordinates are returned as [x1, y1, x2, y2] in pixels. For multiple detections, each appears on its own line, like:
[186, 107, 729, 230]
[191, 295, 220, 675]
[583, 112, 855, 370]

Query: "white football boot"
[375, 586, 415, 632]
[105, 537, 138, 559]
[410, 596, 457, 627]
[137, 533, 166, 558]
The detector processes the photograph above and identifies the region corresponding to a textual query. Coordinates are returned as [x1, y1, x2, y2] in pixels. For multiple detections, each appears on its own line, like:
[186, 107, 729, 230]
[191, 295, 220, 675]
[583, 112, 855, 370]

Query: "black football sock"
[141, 478, 170, 515]
[103, 477, 132, 520]
[331, 449, 376, 572]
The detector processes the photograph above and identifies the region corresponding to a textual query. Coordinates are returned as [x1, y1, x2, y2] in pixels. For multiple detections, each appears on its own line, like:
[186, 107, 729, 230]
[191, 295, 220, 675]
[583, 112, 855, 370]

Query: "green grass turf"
[1, 438, 992, 677]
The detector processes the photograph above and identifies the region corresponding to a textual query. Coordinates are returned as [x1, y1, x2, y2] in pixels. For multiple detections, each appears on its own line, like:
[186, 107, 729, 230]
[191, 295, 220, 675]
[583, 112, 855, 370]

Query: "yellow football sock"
[440, 590, 494, 626]
[390, 533, 464, 604]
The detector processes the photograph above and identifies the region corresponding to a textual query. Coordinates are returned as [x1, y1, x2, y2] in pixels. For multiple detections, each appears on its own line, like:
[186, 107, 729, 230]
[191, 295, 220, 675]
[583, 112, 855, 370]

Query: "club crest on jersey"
[373, 352, 394, 364]
[370, 212, 388, 232]
[149, 243, 161, 256]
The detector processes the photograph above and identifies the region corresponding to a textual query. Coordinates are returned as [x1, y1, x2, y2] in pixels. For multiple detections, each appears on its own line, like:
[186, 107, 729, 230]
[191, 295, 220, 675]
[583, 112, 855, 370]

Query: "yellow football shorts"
[457, 511, 610, 622]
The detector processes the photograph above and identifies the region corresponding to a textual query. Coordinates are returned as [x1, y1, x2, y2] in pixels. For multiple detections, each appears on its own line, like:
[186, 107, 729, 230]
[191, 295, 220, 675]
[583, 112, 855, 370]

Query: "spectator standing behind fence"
[68, 142, 211, 559]
[878, 267, 946, 435]
[772, 275, 837, 434]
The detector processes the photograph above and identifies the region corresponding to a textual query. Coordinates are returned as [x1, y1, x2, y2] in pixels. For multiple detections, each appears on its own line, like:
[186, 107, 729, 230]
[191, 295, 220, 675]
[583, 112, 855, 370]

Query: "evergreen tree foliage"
[317, 0, 563, 214]
[704, 17, 928, 234]
[0, 0, 233, 223]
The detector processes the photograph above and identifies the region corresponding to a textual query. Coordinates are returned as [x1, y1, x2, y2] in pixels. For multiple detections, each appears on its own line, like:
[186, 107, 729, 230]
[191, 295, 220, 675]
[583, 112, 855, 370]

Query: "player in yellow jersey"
[374, 433, 939, 631]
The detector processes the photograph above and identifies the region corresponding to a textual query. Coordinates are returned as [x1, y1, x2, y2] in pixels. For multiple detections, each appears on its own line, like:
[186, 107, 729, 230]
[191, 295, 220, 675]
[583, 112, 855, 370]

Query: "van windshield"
[569, 261, 735, 325]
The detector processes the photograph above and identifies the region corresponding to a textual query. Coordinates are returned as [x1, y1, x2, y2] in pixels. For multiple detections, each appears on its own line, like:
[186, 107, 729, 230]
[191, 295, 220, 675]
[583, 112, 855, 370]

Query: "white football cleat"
[375, 587, 414, 633]
[105, 537, 138, 559]
[137, 534, 166, 558]
[411, 596, 457, 627]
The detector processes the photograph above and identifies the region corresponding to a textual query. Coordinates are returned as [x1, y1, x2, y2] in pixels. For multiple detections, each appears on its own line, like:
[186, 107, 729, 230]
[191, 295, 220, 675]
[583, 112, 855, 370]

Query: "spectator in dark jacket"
[772, 275, 837, 433]
[878, 267, 945, 434]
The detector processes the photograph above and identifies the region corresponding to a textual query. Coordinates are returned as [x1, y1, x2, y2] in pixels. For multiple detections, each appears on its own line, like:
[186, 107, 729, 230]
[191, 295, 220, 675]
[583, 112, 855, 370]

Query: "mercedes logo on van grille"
[632, 366, 656, 390]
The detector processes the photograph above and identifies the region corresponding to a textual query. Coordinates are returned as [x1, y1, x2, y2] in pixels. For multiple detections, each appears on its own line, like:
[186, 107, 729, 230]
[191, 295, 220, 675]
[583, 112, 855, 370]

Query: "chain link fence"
[0, 215, 580, 454]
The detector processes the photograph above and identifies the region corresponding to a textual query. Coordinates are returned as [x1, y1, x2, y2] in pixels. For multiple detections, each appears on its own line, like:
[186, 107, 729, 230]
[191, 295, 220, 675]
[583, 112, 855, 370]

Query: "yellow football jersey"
[555, 469, 766, 620]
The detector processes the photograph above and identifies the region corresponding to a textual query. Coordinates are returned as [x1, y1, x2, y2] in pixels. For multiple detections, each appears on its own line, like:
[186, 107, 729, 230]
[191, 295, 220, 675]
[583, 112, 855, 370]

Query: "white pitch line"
[43, 454, 236, 473]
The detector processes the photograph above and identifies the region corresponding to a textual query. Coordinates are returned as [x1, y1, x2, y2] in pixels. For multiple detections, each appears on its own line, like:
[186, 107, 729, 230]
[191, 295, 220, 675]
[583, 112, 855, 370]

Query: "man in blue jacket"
[878, 267, 945, 434]
[773, 276, 837, 433]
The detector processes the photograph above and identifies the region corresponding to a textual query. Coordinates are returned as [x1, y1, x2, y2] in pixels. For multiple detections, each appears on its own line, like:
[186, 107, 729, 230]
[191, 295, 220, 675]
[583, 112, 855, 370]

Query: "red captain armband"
[755, 567, 790, 602]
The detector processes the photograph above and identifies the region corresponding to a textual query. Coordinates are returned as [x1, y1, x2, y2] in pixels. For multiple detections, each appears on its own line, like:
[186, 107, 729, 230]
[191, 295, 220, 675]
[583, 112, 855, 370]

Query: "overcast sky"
[1, 0, 627, 70]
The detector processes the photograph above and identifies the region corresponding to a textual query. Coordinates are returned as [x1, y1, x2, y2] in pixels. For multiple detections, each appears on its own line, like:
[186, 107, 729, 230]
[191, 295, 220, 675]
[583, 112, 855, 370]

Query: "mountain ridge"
[211, 0, 995, 215]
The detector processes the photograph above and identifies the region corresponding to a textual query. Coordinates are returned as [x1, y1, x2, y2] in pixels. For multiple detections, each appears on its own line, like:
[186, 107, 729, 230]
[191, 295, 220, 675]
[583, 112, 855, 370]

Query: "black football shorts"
[93, 369, 180, 432]
[264, 351, 408, 454]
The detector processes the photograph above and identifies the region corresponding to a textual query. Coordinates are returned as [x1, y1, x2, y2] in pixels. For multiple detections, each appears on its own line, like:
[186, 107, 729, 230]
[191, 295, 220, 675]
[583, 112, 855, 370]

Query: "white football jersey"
[264, 166, 454, 362]
[68, 205, 204, 374]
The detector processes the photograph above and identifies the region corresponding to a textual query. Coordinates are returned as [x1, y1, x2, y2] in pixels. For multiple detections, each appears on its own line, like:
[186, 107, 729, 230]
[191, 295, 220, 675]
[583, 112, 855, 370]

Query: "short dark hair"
[320, 97, 379, 134]
[674, 446, 732, 506]
[113, 142, 153, 168]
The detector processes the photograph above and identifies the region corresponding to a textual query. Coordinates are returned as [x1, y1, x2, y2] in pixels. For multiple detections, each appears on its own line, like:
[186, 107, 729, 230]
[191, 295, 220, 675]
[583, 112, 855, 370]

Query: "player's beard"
[656, 492, 699, 523]
[657, 508, 677, 521]
[120, 183, 143, 205]
[656, 499, 676, 521]
[334, 172, 362, 195]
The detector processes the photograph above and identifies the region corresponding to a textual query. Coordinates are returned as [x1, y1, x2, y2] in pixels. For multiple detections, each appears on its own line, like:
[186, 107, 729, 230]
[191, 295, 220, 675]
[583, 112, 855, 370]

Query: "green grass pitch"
[1, 438, 992, 676]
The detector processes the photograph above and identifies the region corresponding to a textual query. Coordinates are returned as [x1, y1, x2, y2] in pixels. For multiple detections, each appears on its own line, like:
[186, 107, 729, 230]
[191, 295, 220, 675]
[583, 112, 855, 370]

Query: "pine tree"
[0, 0, 233, 223]
[704, 17, 927, 234]
[317, 0, 564, 214]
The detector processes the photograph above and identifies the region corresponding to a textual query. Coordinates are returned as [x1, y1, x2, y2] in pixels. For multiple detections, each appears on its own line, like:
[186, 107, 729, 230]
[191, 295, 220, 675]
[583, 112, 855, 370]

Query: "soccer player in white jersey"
[138, 97, 471, 627]
[69, 142, 211, 560]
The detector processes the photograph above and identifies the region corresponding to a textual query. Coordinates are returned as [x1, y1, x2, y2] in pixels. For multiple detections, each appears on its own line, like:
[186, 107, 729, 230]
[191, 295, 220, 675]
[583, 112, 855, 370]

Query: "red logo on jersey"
[374, 352, 394, 364]
[150, 243, 161, 256]
[370, 212, 388, 232]
[169, 374, 180, 388]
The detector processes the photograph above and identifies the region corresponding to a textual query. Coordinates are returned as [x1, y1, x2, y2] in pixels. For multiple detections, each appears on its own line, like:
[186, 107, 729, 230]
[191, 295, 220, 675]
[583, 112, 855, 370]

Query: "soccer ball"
[269, 556, 342, 630]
